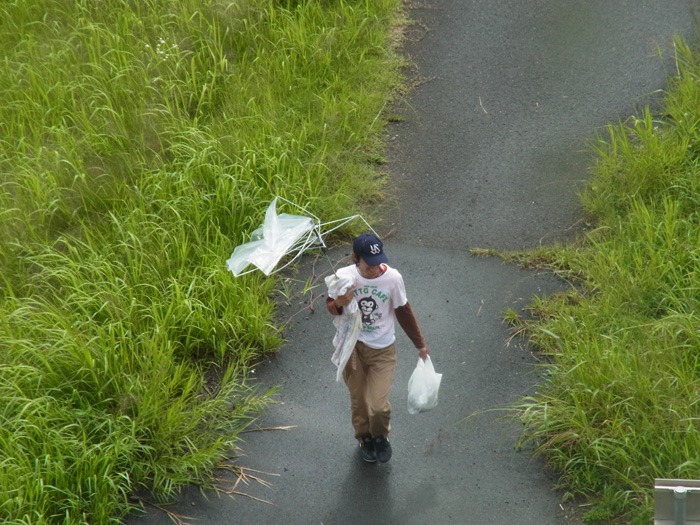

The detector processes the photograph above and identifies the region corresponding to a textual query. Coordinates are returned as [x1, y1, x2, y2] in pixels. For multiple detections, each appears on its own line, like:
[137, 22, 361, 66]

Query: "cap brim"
[361, 252, 389, 266]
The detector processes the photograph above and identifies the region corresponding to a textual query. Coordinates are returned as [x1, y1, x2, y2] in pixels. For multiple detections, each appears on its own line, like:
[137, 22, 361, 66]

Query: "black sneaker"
[374, 436, 392, 463]
[360, 435, 377, 463]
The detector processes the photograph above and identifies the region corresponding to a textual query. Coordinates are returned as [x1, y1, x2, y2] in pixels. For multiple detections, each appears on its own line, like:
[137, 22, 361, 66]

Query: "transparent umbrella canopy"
[227, 196, 375, 381]
[226, 196, 376, 277]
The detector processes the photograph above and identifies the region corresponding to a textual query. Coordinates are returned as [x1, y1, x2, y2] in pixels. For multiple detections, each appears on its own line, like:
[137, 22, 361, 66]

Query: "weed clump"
[510, 38, 700, 523]
[0, 0, 404, 522]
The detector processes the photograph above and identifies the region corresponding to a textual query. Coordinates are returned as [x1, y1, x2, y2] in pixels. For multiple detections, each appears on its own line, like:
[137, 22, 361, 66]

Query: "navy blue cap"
[353, 233, 388, 266]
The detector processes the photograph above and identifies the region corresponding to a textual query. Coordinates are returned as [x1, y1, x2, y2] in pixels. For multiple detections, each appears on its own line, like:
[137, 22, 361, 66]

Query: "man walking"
[326, 233, 430, 463]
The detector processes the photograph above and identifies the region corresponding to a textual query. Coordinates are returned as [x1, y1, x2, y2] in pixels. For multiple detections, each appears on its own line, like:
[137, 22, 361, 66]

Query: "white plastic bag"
[407, 356, 442, 414]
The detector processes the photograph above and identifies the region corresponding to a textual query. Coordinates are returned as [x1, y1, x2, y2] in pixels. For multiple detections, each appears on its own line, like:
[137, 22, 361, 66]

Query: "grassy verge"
[501, 38, 700, 523]
[0, 0, 405, 522]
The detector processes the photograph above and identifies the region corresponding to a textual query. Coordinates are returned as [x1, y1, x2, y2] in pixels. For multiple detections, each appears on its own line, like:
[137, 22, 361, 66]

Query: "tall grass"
[509, 38, 700, 523]
[0, 0, 404, 522]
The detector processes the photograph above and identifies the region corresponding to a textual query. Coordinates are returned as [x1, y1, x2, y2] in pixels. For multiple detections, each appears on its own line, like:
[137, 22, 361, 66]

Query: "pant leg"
[344, 341, 398, 440]
[363, 343, 397, 438]
[343, 344, 370, 440]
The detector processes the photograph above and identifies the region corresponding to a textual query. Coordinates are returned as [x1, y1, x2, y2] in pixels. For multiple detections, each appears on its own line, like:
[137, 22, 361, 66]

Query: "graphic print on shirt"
[354, 283, 391, 336]
[358, 296, 381, 326]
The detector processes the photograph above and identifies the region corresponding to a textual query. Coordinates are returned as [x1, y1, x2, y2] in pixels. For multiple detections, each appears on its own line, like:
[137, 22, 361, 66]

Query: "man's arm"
[395, 303, 429, 359]
[326, 287, 354, 316]
[326, 296, 343, 315]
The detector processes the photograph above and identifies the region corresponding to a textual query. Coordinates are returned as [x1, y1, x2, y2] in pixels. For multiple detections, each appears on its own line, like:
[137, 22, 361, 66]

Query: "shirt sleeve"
[395, 302, 426, 348]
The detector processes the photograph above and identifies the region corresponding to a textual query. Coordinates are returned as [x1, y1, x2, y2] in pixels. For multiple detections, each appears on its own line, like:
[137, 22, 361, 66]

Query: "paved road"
[126, 1, 699, 524]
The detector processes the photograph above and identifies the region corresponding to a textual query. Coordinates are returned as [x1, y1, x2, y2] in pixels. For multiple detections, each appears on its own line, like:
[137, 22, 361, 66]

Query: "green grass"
[505, 37, 700, 523]
[0, 0, 405, 522]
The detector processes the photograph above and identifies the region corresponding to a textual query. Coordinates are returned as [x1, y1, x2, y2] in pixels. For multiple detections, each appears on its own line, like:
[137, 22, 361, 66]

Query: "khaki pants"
[343, 341, 397, 440]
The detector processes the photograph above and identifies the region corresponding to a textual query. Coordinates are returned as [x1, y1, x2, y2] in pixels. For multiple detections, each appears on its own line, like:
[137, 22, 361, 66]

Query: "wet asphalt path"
[126, 1, 699, 524]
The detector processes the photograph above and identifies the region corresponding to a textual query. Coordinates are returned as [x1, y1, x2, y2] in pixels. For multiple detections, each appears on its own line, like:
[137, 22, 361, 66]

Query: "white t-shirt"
[338, 263, 408, 349]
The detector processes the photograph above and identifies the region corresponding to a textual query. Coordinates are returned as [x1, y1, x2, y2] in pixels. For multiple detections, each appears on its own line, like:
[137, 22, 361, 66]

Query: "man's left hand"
[418, 346, 430, 361]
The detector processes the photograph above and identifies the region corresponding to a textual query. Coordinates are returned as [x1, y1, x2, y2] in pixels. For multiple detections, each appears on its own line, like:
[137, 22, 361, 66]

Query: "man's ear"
[351, 253, 359, 264]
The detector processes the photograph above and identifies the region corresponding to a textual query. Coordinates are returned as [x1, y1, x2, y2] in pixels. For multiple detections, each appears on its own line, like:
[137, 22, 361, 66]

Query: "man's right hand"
[334, 288, 355, 307]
